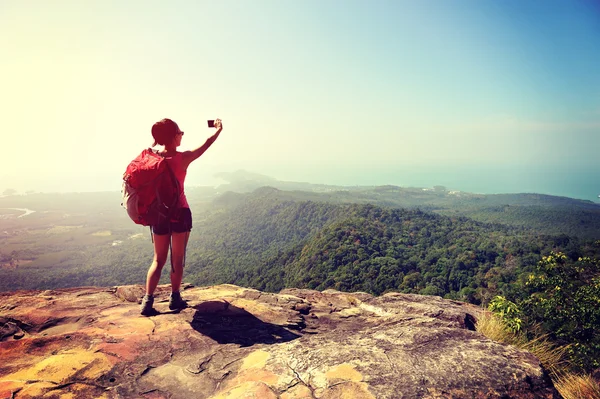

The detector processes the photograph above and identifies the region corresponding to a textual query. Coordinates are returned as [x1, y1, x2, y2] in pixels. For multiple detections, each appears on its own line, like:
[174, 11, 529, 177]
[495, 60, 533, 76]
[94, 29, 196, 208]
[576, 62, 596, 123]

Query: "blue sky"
[1, 0, 599, 198]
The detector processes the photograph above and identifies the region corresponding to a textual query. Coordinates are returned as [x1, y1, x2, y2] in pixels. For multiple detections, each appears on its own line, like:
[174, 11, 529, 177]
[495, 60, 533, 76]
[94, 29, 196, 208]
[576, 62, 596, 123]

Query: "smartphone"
[207, 120, 215, 128]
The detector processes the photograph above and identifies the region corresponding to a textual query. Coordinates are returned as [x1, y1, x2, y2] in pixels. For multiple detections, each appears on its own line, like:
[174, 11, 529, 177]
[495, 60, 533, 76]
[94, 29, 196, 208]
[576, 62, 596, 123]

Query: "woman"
[140, 118, 223, 316]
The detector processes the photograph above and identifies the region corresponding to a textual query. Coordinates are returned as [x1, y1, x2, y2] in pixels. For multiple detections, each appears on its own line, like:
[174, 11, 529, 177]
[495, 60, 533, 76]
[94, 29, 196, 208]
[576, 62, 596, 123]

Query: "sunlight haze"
[1, 0, 599, 200]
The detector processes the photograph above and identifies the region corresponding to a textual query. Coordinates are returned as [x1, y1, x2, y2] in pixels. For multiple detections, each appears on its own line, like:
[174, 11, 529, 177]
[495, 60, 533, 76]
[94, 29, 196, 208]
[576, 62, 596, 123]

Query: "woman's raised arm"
[182, 119, 223, 166]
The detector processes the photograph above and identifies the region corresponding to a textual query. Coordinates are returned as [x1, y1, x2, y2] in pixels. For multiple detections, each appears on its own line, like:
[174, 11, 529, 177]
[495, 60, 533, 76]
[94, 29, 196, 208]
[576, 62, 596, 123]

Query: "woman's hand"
[185, 118, 223, 165]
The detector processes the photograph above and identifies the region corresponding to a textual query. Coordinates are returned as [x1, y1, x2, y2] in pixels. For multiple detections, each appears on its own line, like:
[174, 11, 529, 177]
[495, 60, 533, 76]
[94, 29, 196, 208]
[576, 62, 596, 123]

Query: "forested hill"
[211, 176, 600, 240]
[1, 186, 599, 295]
[183, 188, 599, 305]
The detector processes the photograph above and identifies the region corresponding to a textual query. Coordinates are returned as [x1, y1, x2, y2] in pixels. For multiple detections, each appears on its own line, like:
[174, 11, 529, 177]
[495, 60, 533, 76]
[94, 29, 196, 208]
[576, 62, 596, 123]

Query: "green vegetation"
[487, 295, 523, 333]
[2, 189, 599, 299]
[182, 195, 597, 308]
[489, 252, 600, 372]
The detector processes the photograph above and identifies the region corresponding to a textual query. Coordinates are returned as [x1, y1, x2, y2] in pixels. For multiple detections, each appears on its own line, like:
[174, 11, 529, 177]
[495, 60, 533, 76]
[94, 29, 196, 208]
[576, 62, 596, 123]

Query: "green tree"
[522, 252, 600, 371]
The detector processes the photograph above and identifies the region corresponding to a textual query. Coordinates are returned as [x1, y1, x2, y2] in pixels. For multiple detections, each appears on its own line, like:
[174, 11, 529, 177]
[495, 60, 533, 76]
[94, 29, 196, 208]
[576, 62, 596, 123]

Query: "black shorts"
[151, 208, 192, 235]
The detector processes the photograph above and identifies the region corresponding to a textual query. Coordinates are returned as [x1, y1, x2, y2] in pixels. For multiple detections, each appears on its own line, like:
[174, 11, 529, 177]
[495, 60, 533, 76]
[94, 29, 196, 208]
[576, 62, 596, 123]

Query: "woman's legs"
[145, 233, 171, 296]
[142, 209, 191, 315]
[169, 231, 190, 293]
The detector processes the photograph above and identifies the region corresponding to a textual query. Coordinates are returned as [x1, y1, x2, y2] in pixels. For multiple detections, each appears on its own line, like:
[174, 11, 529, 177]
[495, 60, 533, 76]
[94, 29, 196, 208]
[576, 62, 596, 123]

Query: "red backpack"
[121, 149, 181, 226]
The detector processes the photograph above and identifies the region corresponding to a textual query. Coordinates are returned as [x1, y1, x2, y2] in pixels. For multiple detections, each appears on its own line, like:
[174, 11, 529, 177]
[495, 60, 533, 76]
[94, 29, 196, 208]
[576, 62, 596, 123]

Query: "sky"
[1, 0, 599, 200]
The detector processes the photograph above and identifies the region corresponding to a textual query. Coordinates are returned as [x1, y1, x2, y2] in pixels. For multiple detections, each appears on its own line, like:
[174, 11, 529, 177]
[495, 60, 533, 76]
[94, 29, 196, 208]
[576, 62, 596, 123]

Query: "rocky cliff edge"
[0, 284, 558, 399]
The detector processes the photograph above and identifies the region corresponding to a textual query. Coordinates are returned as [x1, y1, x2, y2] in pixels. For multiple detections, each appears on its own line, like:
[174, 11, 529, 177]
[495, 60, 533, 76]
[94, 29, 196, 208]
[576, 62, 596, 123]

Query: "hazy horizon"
[2, 162, 599, 203]
[2, 1, 599, 202]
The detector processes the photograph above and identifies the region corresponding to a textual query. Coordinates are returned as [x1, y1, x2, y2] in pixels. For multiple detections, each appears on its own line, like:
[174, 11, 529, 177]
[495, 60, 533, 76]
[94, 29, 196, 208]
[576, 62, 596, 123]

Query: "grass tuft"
[475, 311, 525, 347]
[521, 335, 569, 378]
[555, 373, 600, 399]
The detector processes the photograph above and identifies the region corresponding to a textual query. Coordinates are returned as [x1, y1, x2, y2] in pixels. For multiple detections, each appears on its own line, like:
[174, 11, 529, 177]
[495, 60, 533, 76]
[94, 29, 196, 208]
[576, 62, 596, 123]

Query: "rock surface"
[0, 284, 558, 399]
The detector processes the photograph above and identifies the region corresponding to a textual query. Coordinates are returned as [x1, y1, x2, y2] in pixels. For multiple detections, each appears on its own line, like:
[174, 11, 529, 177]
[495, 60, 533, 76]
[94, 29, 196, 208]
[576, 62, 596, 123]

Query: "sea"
[1, 163, 599, 203]
[251, 163, 600, 204]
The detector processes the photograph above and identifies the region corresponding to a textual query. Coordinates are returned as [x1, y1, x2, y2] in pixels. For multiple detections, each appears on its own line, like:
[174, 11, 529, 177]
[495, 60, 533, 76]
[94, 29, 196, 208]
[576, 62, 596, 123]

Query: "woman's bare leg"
[145, 233, 171, 295]
[169, 231, 190, 293]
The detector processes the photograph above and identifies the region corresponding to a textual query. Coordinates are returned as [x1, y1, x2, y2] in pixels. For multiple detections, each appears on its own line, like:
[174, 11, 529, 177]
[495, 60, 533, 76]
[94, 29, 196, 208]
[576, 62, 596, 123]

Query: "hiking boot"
[169, 291, 188, 310]
[140, 294, 157, 316]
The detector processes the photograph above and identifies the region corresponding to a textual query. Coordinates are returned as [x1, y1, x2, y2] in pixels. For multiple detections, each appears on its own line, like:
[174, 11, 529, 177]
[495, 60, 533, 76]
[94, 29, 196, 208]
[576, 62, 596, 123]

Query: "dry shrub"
[476, 311, 567, 375]
[475, 311, 524, 347]
[476, 310, 600, 399]
[521, 335, 569, 378]
[555, 373, 600, 399]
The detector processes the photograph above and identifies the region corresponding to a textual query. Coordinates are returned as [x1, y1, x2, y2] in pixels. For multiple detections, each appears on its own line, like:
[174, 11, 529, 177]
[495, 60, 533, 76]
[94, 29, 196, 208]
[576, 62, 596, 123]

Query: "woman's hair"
[151, 118, 179, 146]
